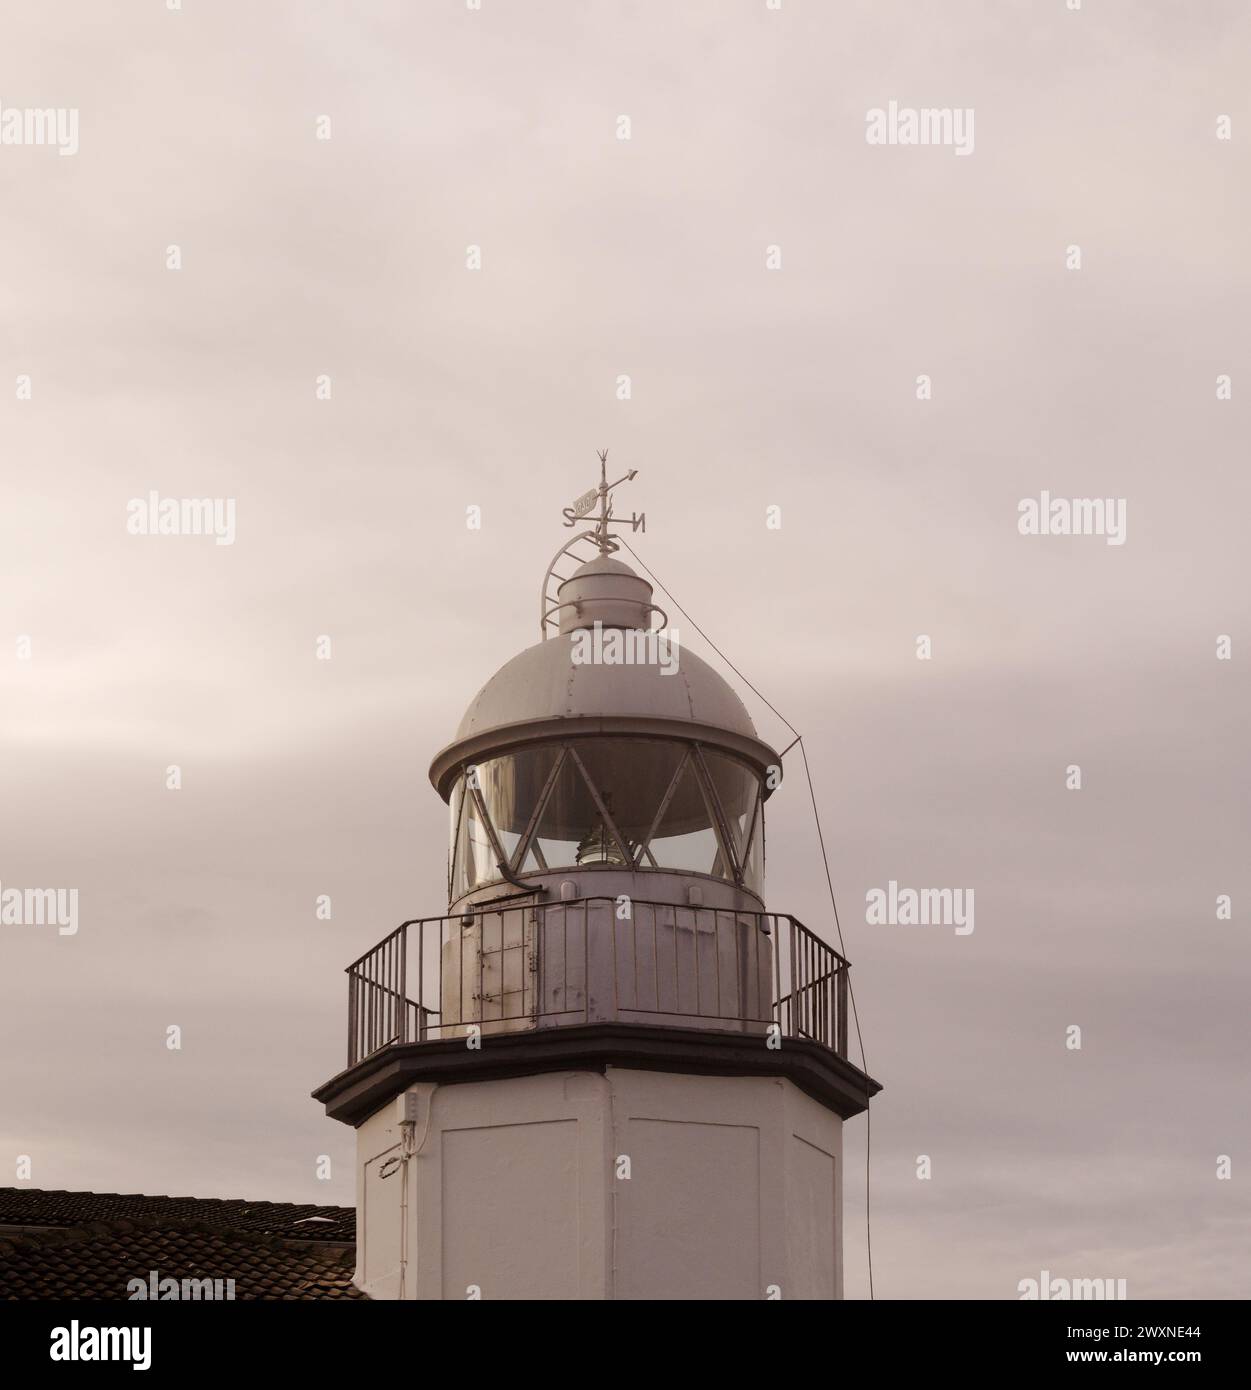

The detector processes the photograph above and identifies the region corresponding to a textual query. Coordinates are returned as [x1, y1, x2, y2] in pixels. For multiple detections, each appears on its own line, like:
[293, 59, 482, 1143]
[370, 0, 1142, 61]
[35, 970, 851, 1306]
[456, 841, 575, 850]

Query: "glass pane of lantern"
[641, 755, 726, 878]
[448, 777, 465, 896]
[571, 739, 689, 861]
[530, 747, 598, 869]
[452, 782, 498, 897]
[474, 755, 521, 864]
[698, 750, 760, 866]
[476, 746, 564, 843]
[739, 791, 764, 896]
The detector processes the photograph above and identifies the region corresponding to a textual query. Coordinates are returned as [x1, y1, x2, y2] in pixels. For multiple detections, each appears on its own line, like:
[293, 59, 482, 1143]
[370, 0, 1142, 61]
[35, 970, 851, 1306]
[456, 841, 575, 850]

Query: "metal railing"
[344, 897, 850, 1068]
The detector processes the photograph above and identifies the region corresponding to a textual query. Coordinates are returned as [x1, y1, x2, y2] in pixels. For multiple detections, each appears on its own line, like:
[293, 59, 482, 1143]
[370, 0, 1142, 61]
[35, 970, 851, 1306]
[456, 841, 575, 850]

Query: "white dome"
[428, 557, 778, 798]
[453, 631, 758, 743]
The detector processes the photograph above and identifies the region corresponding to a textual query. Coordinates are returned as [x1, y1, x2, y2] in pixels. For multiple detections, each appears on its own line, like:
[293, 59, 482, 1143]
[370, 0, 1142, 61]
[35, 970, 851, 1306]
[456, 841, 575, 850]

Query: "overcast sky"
[2, 0, 1249, 1299]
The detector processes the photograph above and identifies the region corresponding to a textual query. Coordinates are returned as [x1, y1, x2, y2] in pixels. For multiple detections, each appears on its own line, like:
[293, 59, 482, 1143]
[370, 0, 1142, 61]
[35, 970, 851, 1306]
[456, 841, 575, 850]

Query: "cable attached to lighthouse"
[620, 537, 877, 1300]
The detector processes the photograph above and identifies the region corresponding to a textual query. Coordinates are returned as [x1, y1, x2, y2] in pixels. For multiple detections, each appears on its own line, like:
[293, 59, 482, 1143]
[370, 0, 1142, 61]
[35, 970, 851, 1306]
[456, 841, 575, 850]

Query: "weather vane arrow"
[562, 449, 642, 552]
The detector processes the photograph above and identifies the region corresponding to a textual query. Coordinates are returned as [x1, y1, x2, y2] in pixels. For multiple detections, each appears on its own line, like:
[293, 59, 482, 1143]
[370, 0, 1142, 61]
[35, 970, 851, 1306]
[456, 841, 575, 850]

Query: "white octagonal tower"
[315, 462, 880, 1301]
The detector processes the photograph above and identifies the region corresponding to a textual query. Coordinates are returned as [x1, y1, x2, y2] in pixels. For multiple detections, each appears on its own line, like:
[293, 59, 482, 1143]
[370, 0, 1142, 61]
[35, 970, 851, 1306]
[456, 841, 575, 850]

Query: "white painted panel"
[787, 1134, 836, 1300]
[440, 1119, 580, 1300]
[362, 1143, 401, 1299]
[616, 1117, 760, 1300]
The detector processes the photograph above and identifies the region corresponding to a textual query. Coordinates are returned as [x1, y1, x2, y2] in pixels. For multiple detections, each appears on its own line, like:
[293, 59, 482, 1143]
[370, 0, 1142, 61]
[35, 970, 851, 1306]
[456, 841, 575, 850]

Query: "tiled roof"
[0, 1186, 354, 1243]
[0, 1188, 364, 1302]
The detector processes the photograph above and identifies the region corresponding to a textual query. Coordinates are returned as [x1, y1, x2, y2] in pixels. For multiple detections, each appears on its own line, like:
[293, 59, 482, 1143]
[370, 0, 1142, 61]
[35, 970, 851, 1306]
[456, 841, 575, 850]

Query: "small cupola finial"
[542, 452, 646, 638]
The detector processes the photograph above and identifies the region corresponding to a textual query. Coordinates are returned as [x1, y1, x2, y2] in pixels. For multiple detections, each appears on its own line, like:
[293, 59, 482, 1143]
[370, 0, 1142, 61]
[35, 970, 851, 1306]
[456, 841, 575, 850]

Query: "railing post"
[418, 919, 426, 1041]
[772, 915, 782, 1035]
[836, 965, 848, 1058]
[398, 923, 408, 1044]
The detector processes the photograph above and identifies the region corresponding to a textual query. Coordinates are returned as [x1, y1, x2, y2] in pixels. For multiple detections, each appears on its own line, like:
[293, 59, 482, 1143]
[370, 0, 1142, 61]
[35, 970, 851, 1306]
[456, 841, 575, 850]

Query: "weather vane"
[561, 449, 644, 555]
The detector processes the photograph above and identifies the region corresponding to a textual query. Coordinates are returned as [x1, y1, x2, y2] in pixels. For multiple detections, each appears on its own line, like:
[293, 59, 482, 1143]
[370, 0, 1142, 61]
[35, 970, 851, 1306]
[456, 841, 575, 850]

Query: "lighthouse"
[313, 461, 880, 1300]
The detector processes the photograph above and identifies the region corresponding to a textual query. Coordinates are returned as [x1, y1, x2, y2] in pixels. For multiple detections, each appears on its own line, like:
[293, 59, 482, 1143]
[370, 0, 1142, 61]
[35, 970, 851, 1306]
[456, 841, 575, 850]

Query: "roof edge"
[313, 1022, 880, 1127]
[428, 715, 782, 800]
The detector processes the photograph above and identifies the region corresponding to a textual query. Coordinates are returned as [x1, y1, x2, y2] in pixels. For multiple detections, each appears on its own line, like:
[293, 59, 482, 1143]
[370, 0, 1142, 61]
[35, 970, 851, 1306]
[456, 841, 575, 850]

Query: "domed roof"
[452, 631, 758, 743]
[428, 555, 777, 798]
